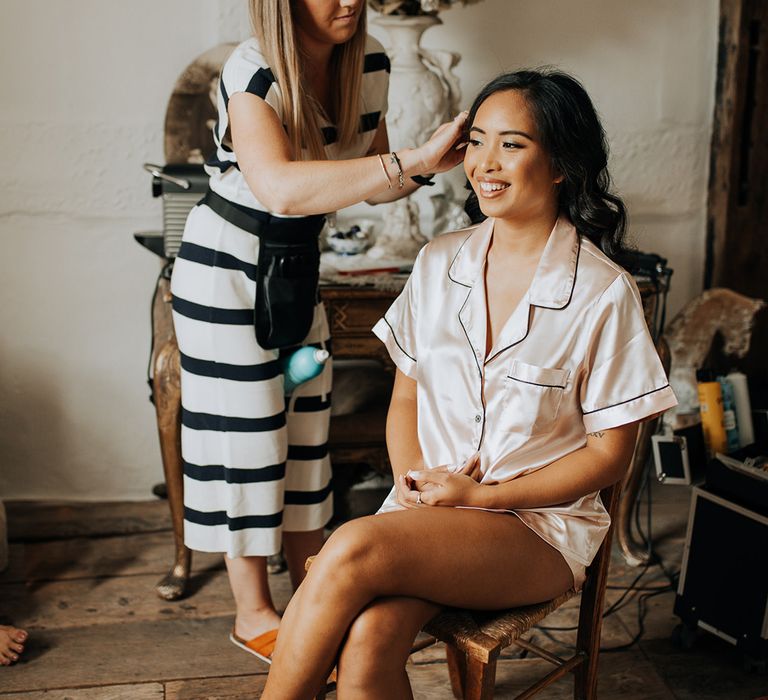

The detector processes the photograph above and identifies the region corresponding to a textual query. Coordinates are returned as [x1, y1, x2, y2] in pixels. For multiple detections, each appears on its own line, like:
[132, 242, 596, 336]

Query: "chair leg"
[446, 643, 498, 700]
[446, 644, 467, 698]
[573, 655, 598, 700]
[574, 509, 618, 699]
[464, 655, 497, 700]
[573, 584, 605, 700]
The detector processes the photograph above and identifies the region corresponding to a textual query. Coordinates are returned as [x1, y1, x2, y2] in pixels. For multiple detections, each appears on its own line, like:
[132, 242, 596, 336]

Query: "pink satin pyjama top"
[373, 216, 677, 586]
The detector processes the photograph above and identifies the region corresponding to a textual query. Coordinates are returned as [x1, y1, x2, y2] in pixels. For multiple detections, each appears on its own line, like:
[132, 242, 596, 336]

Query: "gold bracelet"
[377, 154, 392, 189]
[389, 151, 405, 189]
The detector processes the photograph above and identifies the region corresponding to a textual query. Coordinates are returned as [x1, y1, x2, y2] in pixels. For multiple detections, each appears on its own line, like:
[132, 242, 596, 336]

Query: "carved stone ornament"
[367, 14, 463, 260]
[663, 288, 765, 419]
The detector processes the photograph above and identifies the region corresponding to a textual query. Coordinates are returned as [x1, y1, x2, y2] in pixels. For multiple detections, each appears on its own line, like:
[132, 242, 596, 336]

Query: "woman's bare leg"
[0, 625, 27, 666]
[224, 556, 281, 640]
[227, 528, 324, 642]
[283, 528, 325, 591]
[262, 508, 573, 699]
[336, 596, 441, 700]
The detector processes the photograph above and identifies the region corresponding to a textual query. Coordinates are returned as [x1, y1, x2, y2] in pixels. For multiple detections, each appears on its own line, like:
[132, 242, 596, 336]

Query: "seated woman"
[262, 69, 677, 699]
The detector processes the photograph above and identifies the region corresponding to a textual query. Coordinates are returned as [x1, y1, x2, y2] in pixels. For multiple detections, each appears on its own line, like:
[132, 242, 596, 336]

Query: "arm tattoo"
[588, 431, 605, 438]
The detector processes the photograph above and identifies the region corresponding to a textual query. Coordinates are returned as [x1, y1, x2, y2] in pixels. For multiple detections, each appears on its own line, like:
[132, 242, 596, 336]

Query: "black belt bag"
[201, 190, 326, 349]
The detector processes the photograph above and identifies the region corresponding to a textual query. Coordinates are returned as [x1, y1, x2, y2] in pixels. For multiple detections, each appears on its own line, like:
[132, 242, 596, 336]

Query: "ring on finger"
[416, 492, 422, 505]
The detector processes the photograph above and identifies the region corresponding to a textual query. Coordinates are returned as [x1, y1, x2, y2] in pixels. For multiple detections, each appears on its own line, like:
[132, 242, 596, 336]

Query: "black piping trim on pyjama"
[582, 384, 671, 415]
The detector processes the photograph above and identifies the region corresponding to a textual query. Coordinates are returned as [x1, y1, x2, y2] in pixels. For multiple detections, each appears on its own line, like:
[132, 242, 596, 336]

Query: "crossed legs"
[262, 507, 573, 699]
[337, 596, 441, 699]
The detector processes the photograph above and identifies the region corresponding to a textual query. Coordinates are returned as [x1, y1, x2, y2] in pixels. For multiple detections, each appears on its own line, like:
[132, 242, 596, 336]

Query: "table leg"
[152, 276, 191, 600]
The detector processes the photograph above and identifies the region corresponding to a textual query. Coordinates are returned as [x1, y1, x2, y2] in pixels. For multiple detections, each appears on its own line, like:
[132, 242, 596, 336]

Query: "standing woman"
[170, 0, 466, 661]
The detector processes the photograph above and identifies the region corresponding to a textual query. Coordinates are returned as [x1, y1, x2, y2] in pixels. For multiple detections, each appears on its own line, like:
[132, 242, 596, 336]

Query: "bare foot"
[0, 625, 27, 666]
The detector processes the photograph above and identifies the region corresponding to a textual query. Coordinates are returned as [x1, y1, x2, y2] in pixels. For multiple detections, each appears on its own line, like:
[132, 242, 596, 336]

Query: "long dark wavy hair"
[464, 69, 627, 257]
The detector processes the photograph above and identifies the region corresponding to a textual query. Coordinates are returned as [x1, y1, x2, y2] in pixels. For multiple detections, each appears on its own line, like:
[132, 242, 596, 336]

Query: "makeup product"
[697, 370, 727, 456]
[726, 370, 755, 447]
[282, 347, 329, 395]
[717, 376, 740, 453]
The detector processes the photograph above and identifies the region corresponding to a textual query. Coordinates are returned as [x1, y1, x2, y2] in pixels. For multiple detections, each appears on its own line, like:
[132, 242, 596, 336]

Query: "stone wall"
[0, 0, 717, 500]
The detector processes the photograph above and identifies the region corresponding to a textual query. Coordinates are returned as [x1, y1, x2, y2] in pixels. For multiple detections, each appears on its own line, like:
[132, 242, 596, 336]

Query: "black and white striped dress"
[170, 35, 390, 557]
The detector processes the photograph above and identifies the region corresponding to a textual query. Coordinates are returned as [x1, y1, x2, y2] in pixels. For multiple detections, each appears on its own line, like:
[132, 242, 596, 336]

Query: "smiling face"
[464, 89, 562, 225]
[293, 0, 362, 46]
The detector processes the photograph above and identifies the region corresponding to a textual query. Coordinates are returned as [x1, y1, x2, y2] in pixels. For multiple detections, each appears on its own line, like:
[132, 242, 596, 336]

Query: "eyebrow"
[469, 126, 534, 140]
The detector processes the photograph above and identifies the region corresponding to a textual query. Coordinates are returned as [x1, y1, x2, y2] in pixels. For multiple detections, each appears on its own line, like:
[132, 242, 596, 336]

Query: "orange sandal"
[229, 628, 278, 664]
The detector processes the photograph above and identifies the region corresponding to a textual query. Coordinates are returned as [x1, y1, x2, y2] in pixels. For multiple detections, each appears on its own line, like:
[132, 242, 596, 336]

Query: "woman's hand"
[395, 468, 445, 509]
[413, 112, 468, 175]
[397, 454, 488, 508]
[403, 469, 483, 508]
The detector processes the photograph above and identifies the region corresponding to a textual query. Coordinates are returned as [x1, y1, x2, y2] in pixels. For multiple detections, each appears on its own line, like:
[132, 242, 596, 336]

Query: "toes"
[0, 627, 28, 665]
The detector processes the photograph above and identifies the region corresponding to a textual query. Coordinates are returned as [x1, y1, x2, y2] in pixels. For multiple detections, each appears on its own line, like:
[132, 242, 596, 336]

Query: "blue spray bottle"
[281, 347, 330, 395]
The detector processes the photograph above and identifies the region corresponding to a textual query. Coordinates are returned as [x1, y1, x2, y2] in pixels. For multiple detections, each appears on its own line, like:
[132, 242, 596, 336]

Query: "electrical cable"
[633, 460, 651, 549]
[535, 444, 680, 652]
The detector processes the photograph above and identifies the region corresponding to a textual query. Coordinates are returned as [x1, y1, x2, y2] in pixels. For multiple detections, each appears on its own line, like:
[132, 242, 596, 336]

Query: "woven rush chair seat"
[424, 586, 578, 659]
[420, 589, 585, 700]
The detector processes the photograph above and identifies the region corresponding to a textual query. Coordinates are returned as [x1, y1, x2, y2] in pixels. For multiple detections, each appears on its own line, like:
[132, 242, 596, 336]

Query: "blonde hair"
[250, 0, 367, 160]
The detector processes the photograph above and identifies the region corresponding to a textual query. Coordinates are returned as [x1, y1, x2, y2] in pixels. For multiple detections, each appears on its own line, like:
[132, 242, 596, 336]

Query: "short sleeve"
[363, 35, 390, 125]
[372, 248, 423, 379]
[221, 41, 283, 122]
[580, 273, 677, 433]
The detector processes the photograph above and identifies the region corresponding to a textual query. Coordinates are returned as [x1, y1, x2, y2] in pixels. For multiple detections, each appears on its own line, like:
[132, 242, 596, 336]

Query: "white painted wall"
[0, 0, 718, 500]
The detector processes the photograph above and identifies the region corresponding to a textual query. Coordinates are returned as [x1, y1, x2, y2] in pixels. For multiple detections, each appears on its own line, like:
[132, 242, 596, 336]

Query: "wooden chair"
[309, 481, 621, 699]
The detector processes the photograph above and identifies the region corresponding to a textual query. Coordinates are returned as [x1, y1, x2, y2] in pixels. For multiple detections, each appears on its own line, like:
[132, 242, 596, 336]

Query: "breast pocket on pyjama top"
[503, 360, 570, 436]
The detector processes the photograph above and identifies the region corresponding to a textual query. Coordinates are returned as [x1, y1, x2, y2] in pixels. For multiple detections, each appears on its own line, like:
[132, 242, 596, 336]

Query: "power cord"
[534, 454, 680, 653]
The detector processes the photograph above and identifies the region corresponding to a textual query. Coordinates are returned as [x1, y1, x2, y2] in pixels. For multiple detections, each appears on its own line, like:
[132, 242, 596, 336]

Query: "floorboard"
[0, 683, 164, 699]
[6, 500, 171, 541]
[4, 568, 292, 632]
[0, 531, 223, 585]
[165, 674, 268, 699]
[0, 618, 269, 693]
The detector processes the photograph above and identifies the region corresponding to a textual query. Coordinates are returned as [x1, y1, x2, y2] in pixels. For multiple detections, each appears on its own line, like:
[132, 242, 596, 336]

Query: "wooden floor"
[1, 483, 766, 699]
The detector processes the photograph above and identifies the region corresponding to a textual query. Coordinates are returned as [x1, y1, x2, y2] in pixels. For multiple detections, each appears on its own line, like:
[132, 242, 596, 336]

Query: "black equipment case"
[674, 451, 768, 662]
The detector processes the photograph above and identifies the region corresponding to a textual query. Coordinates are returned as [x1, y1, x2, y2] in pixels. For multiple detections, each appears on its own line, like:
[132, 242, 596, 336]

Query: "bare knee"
[303, 518, 380, 600]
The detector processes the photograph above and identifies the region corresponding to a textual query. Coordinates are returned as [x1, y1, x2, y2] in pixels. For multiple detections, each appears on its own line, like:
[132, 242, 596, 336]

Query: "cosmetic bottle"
[282, 347, 329, 394]
[697, 369, 727, 456]
[717, 376, 740, 453]
[725, 370, 755, 447]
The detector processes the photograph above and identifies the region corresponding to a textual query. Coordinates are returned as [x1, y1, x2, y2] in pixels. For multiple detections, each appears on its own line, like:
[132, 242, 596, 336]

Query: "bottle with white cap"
[281, 346, 330, 395]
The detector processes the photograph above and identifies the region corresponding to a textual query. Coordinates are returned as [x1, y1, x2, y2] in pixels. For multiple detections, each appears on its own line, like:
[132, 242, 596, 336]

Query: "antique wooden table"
[149, 275, 665, 600]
